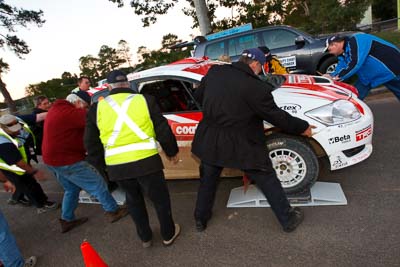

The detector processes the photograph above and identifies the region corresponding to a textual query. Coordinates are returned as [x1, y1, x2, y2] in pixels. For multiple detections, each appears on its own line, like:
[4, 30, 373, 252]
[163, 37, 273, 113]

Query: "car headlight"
[305, 100, 361, 126]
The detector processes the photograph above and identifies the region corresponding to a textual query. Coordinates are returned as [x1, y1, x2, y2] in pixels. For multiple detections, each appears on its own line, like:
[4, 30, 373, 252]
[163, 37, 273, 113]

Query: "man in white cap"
[42, 91, 128, 233]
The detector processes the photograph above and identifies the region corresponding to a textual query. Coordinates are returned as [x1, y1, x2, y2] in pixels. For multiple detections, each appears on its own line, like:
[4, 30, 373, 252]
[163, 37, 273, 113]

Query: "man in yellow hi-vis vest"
[85, 70, 180, 248]
[0, 114, 58, 214]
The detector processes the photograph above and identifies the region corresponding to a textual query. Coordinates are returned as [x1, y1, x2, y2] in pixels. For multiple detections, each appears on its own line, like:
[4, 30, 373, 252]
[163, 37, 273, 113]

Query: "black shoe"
[60, 217, 89, 233]
[195, 220, 207, 232]
[283, 207, 304, 233]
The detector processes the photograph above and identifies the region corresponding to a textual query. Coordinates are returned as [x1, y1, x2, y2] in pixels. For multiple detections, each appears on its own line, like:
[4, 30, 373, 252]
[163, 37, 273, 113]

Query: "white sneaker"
[162, 224, 181, 246]
[24, 256, 37, 267]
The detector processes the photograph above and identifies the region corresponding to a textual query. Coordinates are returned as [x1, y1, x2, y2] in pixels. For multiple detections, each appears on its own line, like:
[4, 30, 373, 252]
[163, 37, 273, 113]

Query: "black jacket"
[84, 88, 179, 181]
[191, 62, 309, 171]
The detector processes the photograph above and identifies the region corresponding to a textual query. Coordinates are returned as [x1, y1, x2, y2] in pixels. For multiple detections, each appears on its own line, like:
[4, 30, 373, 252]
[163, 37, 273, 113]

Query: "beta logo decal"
[329, 135, 351, 144]
[172, 123, 198, 136]
[279, 104, 302, 114]
[355, 125, 372, 142]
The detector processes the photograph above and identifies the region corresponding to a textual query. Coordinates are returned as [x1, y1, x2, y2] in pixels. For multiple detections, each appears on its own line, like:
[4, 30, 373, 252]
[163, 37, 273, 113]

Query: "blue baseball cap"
[241, 48, 266, 65]
[107, 70, 128, 84]
[325, 35, 345, 51]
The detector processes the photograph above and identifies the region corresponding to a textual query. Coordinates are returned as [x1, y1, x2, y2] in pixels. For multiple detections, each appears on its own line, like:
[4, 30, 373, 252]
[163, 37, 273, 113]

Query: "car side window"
[138, 79, 200, 113]
[227, 33, 262, 57]
[262, 29, 299, 49]
[204, 41, 225, 60]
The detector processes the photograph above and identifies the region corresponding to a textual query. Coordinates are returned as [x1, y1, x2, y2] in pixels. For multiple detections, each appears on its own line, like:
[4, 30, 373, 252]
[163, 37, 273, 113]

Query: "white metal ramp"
[78, 188, 126, 206]
[227, 182, 347, 208]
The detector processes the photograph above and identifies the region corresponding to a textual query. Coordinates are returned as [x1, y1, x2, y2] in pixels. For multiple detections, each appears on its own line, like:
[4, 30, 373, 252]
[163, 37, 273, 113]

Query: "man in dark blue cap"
[85, 70, 181, 248]
[325, 33, 400, 100]
[192, 47, 314, 233]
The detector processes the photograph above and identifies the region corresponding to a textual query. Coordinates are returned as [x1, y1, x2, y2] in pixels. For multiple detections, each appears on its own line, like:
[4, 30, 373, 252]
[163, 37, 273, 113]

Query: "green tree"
[25, 72, 77, 99]
[98, 45, 126, 77]
[118, 39, 133, 67]
[372, 0, 396, 21]
[79, 54, 101, 82]
[284, 0, 371, 34]
[0, 1, 45, 112]
[136, 34, 190, 70]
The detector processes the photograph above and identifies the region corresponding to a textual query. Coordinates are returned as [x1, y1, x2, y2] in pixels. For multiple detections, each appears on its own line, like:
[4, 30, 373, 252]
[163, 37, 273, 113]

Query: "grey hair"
[109, 81, 130, 89]
[66, 94, 85, 104]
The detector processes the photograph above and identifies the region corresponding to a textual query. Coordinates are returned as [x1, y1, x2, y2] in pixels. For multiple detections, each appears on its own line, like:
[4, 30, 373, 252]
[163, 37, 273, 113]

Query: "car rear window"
[205, 41, 225, 59]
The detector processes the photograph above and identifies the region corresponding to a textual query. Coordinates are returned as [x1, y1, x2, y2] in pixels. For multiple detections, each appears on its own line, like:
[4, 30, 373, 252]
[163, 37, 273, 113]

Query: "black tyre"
[266, 134, 319, 194]
[318, 57, 338, 74]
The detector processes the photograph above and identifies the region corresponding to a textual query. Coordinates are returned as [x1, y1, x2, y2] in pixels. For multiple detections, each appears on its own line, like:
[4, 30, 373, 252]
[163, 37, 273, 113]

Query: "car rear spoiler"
[169, 36, 208, 49]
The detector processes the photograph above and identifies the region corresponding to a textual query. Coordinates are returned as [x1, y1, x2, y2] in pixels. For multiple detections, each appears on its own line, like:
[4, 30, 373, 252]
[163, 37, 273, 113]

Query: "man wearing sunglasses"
[0, 114, 58, 215]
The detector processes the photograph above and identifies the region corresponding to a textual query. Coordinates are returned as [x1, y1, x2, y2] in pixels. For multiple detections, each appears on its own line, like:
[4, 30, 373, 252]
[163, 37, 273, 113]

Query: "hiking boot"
[163, 224, 181, 246]
[195, 220, 207, 232]
[24, 256, 37, 267]
[105, 206, 128, 223]
[60, 217, 89, 233]
[142, 240, 152, 248]
[37, 201, 59, 214]
[283, 207, 304, 233]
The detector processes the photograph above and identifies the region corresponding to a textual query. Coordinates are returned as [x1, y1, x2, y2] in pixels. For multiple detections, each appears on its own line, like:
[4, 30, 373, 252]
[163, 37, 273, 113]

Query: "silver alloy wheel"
[326, 63, 337, 74]
[269, 148, 307, 188]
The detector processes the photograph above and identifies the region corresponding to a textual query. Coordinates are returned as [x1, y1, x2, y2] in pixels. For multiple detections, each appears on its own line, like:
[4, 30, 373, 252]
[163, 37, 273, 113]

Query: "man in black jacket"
[192, 48, 314, 232]
[84, 70, 180, 248]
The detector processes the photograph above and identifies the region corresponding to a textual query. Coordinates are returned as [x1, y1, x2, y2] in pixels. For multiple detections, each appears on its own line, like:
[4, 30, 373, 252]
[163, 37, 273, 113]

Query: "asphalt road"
[1, 95, 400, 267]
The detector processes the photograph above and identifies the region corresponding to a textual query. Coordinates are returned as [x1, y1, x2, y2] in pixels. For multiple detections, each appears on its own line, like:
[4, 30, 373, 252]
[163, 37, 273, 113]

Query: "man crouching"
[42, 91, 128, 233]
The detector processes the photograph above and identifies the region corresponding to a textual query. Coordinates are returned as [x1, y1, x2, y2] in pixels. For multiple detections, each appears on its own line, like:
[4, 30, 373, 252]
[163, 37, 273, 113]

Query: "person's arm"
[84, 103, 107, 173]
[0, 143, 45, 180]
[144, 95, 179, 158]
[245, 82, 311, 136]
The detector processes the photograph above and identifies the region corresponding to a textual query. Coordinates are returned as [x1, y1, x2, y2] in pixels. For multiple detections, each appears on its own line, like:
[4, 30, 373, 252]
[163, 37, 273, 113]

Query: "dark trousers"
[194, 162, 292, 227]
[117, 170, 175, 242]
[5, 172, 48, 208]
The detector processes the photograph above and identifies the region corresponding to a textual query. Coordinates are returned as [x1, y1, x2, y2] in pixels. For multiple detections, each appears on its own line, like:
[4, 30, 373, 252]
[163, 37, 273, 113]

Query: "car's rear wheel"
[266, 134, 319, 194]
[318, 57, 338, 74]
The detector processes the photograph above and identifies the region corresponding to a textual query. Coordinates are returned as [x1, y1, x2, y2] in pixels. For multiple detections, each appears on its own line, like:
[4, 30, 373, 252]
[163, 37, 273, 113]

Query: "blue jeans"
[47, 161, 118, 221]
[0, 209, 24, 267]
[355, 76, 400, 100]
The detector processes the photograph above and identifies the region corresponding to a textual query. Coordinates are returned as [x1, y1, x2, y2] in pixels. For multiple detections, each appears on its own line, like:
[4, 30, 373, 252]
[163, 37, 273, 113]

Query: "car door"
[133, 77, 203, 179]
[260, 28, 312, 73]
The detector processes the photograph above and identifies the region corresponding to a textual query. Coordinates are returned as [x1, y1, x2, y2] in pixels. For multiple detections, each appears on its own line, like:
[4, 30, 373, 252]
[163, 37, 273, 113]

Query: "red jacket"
[42, 100, 87, 166]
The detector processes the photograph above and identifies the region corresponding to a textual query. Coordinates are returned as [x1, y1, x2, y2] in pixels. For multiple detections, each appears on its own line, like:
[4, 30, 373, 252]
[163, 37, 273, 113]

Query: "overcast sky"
[1, 0, 202, 100]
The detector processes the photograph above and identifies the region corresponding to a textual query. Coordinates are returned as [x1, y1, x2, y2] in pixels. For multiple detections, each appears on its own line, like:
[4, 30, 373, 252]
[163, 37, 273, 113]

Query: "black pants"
[5, 171, 48, 208]
[194, 162, 292, 228]
[117, 170, 175, 242]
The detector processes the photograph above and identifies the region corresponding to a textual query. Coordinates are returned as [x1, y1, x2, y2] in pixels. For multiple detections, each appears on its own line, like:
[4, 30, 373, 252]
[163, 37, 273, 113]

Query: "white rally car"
[92, 58, 373, 194]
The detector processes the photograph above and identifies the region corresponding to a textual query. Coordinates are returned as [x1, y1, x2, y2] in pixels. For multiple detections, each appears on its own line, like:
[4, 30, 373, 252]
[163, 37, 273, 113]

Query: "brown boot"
[105, 206, 128, 223]
[60, 217, 88, 233]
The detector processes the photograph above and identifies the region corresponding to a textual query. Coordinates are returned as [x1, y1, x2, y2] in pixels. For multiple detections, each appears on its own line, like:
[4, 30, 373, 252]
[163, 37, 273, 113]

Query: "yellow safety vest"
[0, 129, 27, 175]
[97, 93, 158, 166]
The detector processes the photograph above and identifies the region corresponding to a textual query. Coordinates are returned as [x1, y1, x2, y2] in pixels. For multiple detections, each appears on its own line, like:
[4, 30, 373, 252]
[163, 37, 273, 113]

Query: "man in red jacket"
[42, 91, 128, 233]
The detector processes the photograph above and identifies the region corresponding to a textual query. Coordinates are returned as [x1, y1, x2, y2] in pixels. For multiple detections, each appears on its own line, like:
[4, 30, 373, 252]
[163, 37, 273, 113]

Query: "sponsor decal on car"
[332, 156, 348, 169]
[172, 123, 198, 135]
[279, 104, 302, 114]
[279, 56, 297, 68]
[329, 135, 351, 144]
[355, 125, 372, 142]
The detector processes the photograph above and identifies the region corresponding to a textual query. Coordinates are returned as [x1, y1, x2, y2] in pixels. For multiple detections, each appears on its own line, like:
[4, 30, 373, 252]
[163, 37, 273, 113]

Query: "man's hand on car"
[302, 125, 317, 137]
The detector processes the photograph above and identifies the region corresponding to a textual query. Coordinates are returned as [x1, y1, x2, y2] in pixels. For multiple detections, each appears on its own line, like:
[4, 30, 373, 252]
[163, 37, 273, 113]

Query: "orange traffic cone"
[81, 240, 108, 267]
